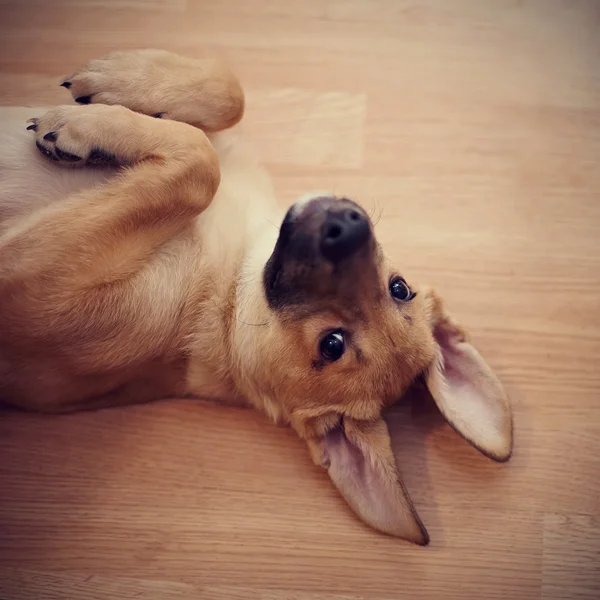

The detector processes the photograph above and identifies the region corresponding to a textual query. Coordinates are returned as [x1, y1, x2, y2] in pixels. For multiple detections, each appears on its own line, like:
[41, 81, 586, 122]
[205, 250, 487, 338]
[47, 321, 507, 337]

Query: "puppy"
[0, 50, 513, 545]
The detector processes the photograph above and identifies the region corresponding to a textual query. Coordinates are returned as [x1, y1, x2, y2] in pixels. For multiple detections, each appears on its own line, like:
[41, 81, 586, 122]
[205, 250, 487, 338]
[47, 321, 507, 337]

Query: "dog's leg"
[59, 49, 244, 131]
[1, 50, 243, 235]
[0, 103, 219, 369]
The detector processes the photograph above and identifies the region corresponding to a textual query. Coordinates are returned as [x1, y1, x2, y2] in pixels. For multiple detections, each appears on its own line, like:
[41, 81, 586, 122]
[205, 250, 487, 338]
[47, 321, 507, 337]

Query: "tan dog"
[0, 50, 512, 545]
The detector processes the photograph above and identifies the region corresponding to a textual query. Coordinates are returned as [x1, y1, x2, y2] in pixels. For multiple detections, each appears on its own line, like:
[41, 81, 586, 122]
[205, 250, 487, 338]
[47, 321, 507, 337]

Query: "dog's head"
[237, 194, 512, 544]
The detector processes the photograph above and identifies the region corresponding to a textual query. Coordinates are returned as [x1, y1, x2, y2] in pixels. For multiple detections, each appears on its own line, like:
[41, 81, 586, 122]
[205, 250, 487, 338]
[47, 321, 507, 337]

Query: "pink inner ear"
[323, 424, 362, 470]
[427, 323, 513, 462]
[321, 419, 429, 545]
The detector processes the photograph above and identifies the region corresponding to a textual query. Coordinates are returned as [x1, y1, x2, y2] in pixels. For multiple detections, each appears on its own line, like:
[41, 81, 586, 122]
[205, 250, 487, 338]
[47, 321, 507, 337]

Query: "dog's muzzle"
[286, 195, 371, 263]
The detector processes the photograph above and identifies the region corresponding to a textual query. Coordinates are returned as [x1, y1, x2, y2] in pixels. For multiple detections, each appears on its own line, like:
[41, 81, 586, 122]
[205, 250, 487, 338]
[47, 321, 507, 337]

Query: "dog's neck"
[184, 219, 284, 416]
[183, 133, 286, 416]
[230, 222, 292, 423]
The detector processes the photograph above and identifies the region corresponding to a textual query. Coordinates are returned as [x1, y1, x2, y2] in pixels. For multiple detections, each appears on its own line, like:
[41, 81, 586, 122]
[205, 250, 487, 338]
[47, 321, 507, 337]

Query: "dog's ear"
[424, 289, 513, 462]
[307, 416, 429, 545]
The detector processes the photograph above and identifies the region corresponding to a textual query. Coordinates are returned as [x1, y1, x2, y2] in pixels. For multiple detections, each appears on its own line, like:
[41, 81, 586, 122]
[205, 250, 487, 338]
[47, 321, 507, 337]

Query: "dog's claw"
[43, 131, 58, 142]
[26, 118, 39, 132]
[75, 95, 92, 105]
[60, 81, 72, 89]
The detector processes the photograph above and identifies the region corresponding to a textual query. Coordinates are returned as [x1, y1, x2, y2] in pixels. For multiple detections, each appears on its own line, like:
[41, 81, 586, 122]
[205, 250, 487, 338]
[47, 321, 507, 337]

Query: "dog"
[0, 50, 513, 545]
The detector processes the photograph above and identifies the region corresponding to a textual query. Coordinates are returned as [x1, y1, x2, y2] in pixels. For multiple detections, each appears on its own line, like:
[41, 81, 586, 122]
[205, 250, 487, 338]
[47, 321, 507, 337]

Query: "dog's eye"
[390, 277, 415, 302]
[319, 330, 345, 362]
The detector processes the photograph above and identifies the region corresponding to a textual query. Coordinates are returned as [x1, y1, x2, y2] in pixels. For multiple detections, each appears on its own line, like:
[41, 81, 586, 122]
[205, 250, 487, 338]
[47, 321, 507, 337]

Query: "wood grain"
[1, 0, 599, 598]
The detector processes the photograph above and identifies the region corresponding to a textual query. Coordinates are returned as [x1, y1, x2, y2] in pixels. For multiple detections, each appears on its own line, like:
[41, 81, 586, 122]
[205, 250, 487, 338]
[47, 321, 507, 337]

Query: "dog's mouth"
[263, 195, 374, 308]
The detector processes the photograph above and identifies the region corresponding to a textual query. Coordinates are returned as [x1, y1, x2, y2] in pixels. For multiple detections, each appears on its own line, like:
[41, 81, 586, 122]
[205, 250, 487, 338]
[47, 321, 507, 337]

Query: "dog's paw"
[28, 104, 136, 167]
[60, 50, 165, 110]
[59, 49, 244, 131]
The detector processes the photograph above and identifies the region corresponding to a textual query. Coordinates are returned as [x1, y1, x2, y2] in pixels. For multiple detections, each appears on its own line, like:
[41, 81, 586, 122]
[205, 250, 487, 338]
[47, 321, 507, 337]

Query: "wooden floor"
[1, 1, 600, 599]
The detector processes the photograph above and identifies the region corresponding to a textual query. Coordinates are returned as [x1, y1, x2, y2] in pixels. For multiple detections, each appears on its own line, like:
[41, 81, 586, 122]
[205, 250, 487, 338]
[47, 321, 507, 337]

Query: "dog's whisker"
[372, 199, 384, 227]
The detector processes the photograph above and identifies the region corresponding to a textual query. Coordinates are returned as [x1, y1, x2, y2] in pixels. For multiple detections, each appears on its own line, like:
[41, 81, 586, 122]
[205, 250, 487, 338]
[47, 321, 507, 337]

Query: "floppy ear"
[307, 416, 429, 545]
[424, 291, 513, 462]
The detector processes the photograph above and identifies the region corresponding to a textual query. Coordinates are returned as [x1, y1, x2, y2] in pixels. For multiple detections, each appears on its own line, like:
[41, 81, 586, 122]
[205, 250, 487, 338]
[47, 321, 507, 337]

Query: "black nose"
[320, 207, 370, 262]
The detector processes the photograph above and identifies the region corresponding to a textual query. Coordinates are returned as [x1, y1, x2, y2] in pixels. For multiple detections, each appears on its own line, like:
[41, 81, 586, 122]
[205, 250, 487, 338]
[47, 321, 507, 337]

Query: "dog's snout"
[320, 206, 370, 262]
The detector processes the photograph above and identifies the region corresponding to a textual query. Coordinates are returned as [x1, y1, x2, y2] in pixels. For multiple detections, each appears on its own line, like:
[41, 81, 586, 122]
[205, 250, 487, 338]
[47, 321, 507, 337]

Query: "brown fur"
[0, 50, 512, 544]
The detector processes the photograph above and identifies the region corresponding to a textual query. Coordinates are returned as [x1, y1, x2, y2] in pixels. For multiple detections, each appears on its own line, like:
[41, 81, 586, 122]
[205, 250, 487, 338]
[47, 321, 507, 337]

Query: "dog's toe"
[35, 141, 58, 160]
[55, 147, 82, 162]
[88, 148, 117, 166]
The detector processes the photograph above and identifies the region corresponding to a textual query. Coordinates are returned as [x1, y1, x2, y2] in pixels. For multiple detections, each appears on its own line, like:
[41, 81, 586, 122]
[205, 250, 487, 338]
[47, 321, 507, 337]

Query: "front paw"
[58, 49, 244, 131]
[27, 105, 132, 168]
[59, 50, 174, 114]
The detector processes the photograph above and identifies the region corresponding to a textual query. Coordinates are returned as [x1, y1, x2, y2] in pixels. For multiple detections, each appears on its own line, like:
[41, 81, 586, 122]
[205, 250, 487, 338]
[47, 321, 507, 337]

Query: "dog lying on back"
[0, 50, 512, 545]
